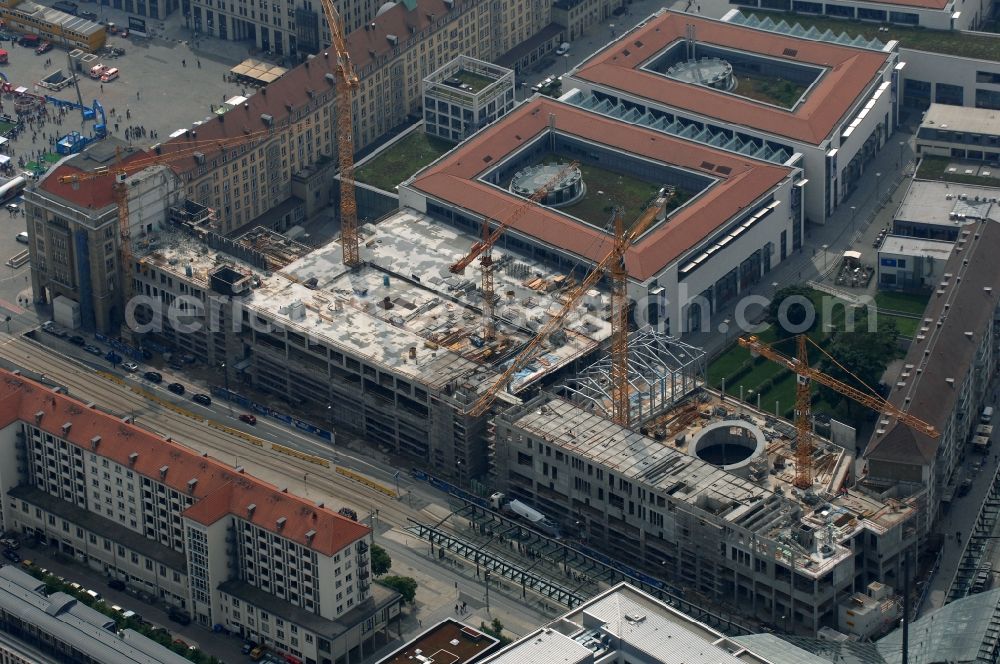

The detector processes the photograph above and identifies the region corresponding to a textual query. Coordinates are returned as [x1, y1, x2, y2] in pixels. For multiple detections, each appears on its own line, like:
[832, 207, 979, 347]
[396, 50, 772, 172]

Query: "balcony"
[356, 541, 369, 554]
[358, 568, 370, 580]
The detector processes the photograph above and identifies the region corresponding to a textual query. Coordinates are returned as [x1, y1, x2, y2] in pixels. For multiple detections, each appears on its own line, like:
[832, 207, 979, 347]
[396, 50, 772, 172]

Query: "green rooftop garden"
[532, 154, 692, 229]
[454, 68, 497, 92]
[355, 131, 452, 192]
[916, 155, 1000, 186]
[741, 11, 1000, 62]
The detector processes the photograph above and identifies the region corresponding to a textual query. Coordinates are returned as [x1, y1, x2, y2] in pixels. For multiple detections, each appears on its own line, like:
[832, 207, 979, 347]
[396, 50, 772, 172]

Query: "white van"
[89, 64, 108, 79]
[100, 68, 119, 82]
[983, 406, 994, 424]
[15, 232, 28, 244]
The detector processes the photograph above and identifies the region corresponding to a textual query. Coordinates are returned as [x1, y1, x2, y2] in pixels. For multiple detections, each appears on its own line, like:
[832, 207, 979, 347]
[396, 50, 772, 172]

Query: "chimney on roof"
[946, 377, 955, 386]
[281, 487, 288, 493]
[443, 0, 453, 7]
[324, 51, 329, 58]
[187, 478, 198, 494]
[236, 466, 245, 473]
[194, 152, 206, 165]
[305, 529, 316, 541]
[387, 34, 398, 45]
[192, 130, 198, 138]
[304, 59, 310, 69]
[261, 114, 273, 126]
[61, 422, 71, 435]
[218, 114, 224, 122]
[261, 87, 267, 96]
[247, 503, 257, 517]
[966, 331, 974, 339]
[276, 516, 287, 530]
[34, 411, 43, 424]
[244, 103, 249, 110]
[90, 436, 101, 450]
[325, 73, 336, 85]
[129, 452, 138, 466]
[153, 144, 162, 154]
[316, 502, 325, 508]
[307, 54, 316, 60]
[364, 22, 370, 30]
[159, 465, 168, 479]
[285, 102, 294, 112]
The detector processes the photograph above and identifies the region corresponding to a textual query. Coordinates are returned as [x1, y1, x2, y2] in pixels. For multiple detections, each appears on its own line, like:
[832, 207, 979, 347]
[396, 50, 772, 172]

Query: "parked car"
[105, 351, 122, 364]
[555, 41, 570, 55]
[143, 371, 162, 383]
[108, 578, 126, 591]
[15, 231, 28, 244]
[0, 538, 18, 550]
[17, 34, 39, 47]
[78, 10, 98, 20]
[41, 322, 66, 337]
[35, 41, 52, 55]
[3, 549, 20, 563]
[241, 642, 257, 655]
[122, 360, 139, 372]
[239, 413, 257, 425]
[167, 607, 191, 625]
[192, 394, 211, 406]
[167, 383, 185, 395]
[68, 335, 85, 346]
[82, 344, 102, 355]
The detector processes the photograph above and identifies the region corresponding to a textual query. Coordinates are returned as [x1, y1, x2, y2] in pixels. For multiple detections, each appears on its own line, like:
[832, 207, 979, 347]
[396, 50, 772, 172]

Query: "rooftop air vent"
[90, 435, 101, 450]
[386, 34, 398, 45]
[61, 422, 71, 435]
[276, 517, 287, 530]
[325, 73, 335, 85]
[159, 465, 168, 478]
[305, 529, 317, 540]
[261, 113, 273, 126]
[187, 478, 198, 493]
[128, 452, 138, 465]
[946, 377, 955, 385]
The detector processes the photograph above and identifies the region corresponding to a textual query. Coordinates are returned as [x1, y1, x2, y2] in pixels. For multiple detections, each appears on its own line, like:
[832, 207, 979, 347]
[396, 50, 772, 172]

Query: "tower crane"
[468, 188, 673, 418]
[319, 0, 361, 268]
[738, 334, 938, 489]
[449, 162, 579, 341]
[609, 189, 673, 426]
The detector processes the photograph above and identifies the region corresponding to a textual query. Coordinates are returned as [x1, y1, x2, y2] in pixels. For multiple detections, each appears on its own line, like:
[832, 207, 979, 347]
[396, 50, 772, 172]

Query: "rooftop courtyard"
[524, 153, 691, 228]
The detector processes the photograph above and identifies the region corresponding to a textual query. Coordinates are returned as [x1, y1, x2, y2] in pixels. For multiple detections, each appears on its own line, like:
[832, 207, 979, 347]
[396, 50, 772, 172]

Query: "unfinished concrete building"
[493, 392, 920, 634]
[133, 208, 613, 481]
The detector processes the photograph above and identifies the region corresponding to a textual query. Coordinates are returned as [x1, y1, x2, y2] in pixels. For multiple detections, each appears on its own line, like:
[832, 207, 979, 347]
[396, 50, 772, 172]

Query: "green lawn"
[708, 288, 891, 418]
[882, 314, 919, 338]
[736, 72, 807, 109]
[874, 291, 930, 316]
[455, 69, 496, 92]
[739, 11, 1000, 62]
[355, 131, 453, 192]
[534, 154, 677, 228]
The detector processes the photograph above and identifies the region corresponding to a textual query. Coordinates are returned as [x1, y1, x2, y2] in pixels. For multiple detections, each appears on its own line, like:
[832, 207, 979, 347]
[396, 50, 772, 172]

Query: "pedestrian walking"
[197, 59, 201, 68]
[182, 59, 186, 67]
[136, 91, 140, 100]
[100, 84, 103, 92]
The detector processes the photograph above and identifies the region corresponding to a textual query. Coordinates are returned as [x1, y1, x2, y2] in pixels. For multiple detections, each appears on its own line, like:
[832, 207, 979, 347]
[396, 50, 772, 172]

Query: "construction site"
[136, 207, 617, 481]
[493, 389, 920, 635]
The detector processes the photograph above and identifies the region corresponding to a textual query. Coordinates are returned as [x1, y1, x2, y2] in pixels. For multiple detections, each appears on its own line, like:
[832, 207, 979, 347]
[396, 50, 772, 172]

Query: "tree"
[481, 618, 512, 645]
[768, 285, 818, 338]
[371, 543, 392, 576]
[379, 575, 418, 603]
[819, 318, 899, 415]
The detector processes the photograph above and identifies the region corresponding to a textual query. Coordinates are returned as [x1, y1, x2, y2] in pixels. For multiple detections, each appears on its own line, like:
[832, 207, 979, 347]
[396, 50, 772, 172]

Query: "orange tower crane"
[468, 189, 672, 418]
[450, 162, 579, 341]
[738, 334, 939, 488]
[319, 0, 361, 268]
[608, 188, 673, 426]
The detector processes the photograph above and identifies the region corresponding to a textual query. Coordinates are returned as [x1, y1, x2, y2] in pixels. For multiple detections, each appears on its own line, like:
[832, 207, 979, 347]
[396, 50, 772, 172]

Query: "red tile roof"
[571, 11, 892, 144]
[0, 369, 369, 556]
[38, 148, 151, 210]
[162, 0, 464, 176]
[408, 97, 792, 281]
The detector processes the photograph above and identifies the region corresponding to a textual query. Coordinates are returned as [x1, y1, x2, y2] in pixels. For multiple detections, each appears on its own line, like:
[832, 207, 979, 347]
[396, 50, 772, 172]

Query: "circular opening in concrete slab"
[693, 420, 765, 470]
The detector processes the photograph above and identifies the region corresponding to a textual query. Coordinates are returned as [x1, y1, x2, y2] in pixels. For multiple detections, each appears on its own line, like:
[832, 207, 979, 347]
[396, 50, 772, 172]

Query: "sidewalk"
[683, 130, 916, 360]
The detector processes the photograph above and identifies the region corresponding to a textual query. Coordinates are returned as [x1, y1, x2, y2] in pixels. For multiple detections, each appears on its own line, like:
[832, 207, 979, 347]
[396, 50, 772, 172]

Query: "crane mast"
[450, 162, 579, 340]
[469, 188, 672, 418]
[319, 0, 361, 268]
[738, 334, 939, 489]
[609, 208, 630, 426]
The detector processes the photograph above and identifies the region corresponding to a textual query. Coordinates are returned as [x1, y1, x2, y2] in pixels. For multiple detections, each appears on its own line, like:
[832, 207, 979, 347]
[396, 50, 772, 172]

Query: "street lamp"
[850, 205, 857, 237]
[484, 569, 491, 613]
[220, 361, 233, 416]
[875, 172, 882, 205]
[821, 244, 829, 272]
[898, 140, 906, 168]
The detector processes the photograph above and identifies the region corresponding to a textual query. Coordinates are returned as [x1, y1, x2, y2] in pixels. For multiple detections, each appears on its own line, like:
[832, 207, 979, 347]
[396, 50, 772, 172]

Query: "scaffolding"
[560, 329, 705, 424]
